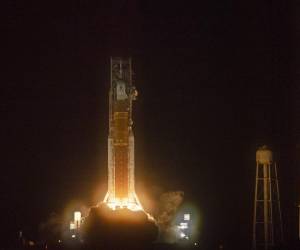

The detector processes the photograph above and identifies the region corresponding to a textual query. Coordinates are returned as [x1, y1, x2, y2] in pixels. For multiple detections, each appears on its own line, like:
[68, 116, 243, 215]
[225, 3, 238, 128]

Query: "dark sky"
[2, 0, 300, 248]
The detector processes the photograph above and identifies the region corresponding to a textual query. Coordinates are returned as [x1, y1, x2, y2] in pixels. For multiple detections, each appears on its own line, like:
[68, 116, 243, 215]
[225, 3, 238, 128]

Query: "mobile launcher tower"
[103, 57, 142, 211]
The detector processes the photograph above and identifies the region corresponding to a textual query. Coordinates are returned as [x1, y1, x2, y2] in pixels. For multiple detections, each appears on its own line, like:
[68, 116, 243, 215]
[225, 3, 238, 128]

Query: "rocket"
[104, 57, 142, 211]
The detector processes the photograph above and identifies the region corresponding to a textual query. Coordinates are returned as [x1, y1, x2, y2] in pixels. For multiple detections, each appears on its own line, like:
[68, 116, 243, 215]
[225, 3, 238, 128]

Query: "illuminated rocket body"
[104, 57, 141, 210]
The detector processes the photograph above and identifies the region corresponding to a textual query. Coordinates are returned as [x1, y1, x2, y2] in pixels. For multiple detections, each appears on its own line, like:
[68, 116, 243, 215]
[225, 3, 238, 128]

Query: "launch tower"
[104, 57, 142, 211]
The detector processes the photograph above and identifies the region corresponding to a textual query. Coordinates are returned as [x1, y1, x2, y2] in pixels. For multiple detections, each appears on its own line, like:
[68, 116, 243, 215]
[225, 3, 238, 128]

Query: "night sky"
[2, 1, 300, 248]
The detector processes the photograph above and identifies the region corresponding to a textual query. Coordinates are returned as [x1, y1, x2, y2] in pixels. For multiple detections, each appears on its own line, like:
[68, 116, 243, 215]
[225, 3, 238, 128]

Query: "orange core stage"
[103, 57, 142, 211]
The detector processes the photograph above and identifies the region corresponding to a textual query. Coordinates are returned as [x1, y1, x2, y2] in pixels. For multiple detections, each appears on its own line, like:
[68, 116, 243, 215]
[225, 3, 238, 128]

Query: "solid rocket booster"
[105, 57, 140, 208]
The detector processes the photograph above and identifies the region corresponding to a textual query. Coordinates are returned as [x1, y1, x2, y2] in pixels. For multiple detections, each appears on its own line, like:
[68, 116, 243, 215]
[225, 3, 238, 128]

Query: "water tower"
[252, 145, 283, 250]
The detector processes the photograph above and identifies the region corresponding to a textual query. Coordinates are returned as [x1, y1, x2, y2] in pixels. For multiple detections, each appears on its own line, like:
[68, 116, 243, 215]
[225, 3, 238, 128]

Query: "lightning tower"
[104, 57, 142, 211]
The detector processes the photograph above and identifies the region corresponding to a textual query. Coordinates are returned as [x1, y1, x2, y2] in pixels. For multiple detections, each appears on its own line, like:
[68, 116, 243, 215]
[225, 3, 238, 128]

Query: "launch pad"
[103, 57, 142, 211]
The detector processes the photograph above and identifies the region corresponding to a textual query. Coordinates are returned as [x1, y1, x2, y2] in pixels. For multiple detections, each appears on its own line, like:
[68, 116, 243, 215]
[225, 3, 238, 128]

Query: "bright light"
[184, 213, 190, 221]
[71, 234, 76, 238]
[179, 222, 188, 229]
[74, 211, 81, 222]
[70, 222, 76, 230]
[105, 197, 143, 211]
[194, 242, 198, 246]
[180, 232, 186, 238]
